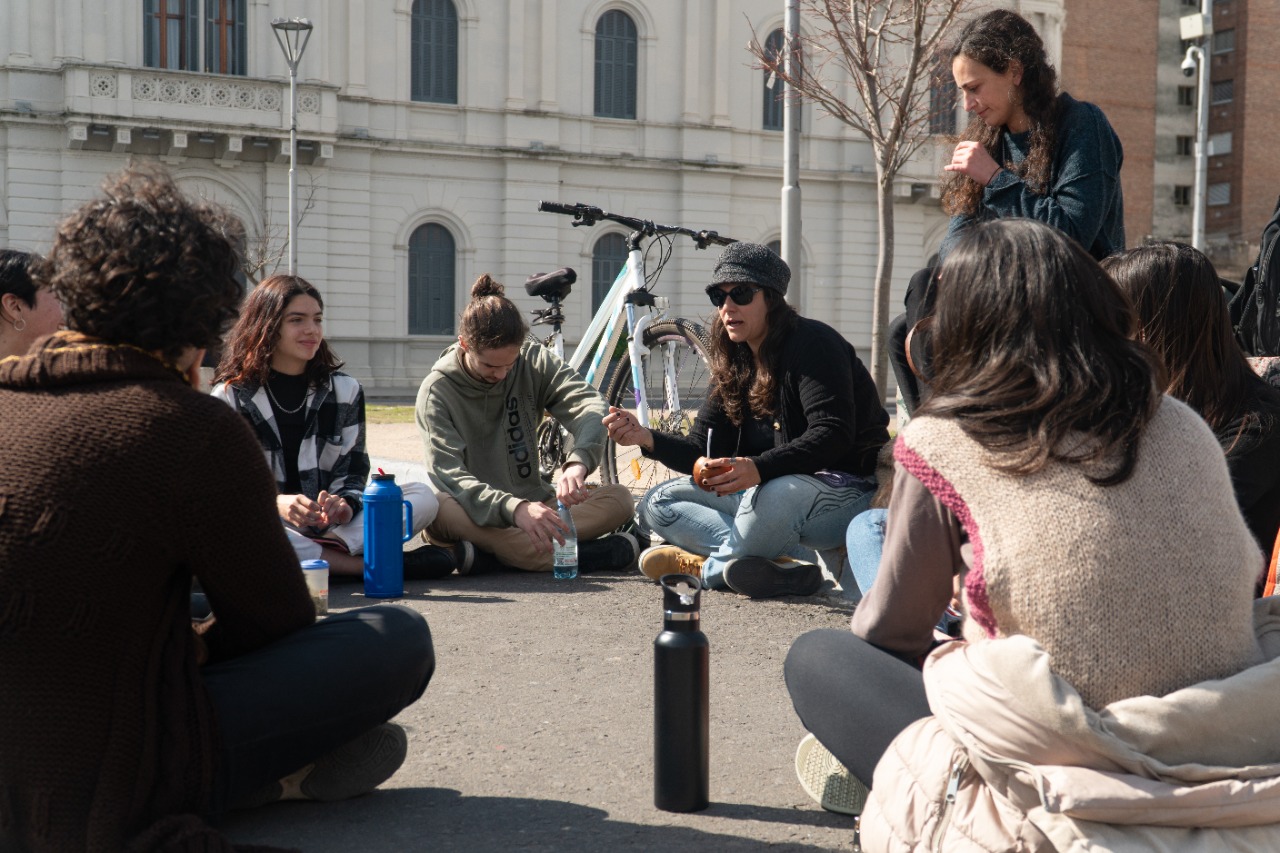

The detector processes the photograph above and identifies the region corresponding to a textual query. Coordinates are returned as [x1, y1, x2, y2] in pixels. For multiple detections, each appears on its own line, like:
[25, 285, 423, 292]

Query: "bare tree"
[751, 0, 971, 395]
[240, 170, 320, 284]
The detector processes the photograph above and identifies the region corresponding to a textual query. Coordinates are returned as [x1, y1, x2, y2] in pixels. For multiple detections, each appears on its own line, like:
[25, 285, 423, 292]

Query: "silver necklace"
[266, 379, 309, 415]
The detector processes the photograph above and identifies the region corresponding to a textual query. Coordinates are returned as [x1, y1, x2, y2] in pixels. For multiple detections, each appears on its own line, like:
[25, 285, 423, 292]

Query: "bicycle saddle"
[525, 268, 576, 302]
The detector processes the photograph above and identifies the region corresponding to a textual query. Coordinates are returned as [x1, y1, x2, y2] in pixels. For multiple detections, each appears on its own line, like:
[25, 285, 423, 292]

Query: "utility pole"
[1180, 0, 1213, 251]
[781, 0, 802, 305]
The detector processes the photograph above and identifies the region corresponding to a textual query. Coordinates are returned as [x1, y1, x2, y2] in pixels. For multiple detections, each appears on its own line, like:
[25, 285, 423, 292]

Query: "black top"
[647, 315, 890, 480]
[267, 370, 309, 494]
[1218, 374, 1280, 550]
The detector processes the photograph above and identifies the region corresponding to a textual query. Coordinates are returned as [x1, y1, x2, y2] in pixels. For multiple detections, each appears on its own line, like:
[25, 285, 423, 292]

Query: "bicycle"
[527, 201, 736, 501]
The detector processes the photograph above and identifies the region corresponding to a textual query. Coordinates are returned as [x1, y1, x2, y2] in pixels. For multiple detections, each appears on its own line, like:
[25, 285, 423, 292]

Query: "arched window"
[762, 29, 785, 132]
[767, 239, 782, 258]
[412, 0, 458, 104]
[592, 233, 629, 313]
[408, 223, 456, 335]
[594, 10, 637, 119]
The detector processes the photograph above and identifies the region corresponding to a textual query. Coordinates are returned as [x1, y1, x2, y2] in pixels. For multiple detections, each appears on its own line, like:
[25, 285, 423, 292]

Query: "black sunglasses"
[706, 284, 763, 308]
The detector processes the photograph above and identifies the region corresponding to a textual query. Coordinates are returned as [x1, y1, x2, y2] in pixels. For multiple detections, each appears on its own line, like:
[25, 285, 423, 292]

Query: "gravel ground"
[216, 423, 859, 852]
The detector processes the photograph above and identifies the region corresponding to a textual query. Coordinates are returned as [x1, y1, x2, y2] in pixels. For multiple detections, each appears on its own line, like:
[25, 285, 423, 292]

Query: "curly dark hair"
[922, 219, 1161, 486]
[941, 10, 1061, 218]
[213, 274, 343, 389]
[458, 274, 528, 352]
[706, 289, 798, 427]
[36, 164, 241, 363]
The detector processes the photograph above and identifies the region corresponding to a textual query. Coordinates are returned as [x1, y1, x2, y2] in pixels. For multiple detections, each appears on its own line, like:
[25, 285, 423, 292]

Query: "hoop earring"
[11, 318, 25, 333]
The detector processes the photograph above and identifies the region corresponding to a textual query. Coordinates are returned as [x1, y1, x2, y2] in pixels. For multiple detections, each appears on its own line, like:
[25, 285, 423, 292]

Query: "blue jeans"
[843, 508, 887, 601]
[638, 474, 875, 590]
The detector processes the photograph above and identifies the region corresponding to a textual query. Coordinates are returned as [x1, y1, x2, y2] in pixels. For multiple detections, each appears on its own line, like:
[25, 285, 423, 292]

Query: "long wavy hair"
[214, 274, 342, 389]
[1104, 242, 1273, 452]
[941, 10, 1061, 218]
[921, 219, 1162, 485]
[707, 289, 798, 426]
[458, 274, 527, 352]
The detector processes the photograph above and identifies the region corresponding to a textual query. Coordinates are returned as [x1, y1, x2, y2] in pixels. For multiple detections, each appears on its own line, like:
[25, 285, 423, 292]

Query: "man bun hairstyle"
[458, 273, 528, 352]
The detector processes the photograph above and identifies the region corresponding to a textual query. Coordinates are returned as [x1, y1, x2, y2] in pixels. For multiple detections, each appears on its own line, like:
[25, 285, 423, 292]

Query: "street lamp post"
[1180, 0, 1213, 252]
[271, 17, 314, 275]
[1183, 43, 1209, 251]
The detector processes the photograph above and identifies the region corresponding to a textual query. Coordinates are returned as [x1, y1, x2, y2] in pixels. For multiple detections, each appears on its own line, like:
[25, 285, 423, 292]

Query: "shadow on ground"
[217, 787, 853, 852]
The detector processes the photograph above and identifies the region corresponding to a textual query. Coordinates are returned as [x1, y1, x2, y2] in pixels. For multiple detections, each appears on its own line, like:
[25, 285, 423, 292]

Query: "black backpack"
[1230, 194, 1280, 356]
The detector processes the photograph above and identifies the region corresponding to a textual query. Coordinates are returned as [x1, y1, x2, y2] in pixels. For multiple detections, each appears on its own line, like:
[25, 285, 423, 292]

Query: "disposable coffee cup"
[301, 559, 330, 617]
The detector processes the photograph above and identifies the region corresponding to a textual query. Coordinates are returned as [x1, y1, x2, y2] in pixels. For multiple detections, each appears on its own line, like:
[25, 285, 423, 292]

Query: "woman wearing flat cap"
[605, 242, 889, 598]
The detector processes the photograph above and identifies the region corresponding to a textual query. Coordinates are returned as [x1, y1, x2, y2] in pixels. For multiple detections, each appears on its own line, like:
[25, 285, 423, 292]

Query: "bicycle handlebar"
[537, 200, 736, 249]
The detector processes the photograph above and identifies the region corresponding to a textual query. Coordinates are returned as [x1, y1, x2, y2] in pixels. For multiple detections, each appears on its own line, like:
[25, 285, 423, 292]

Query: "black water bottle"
[654, 573, 710, 812]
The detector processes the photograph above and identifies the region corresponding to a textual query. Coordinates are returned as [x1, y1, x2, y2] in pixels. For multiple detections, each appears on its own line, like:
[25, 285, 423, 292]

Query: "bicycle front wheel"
[604, 318, 712, 501]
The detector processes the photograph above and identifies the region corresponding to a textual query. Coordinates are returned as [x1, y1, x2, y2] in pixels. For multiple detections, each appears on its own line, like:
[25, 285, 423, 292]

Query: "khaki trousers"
[425, 483, 635, 572]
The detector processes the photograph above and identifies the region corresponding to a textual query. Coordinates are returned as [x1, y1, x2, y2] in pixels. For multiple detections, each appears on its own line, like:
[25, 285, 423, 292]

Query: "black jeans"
[784, 629, 930, 785]
[202, 604, 434, 814]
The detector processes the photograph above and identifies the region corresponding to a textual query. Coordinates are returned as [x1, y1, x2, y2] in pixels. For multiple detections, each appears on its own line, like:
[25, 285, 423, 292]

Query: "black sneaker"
[403, 544, 457, 580]
[578, 531, 640, 573]
[723, 557, 823, 598]
[451, 540, 476, 575]
[232, 723, 409, 809]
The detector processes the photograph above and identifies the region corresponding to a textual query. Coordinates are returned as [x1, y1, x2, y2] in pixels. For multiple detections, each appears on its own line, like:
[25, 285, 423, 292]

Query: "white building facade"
[0, 0, 1058, 396]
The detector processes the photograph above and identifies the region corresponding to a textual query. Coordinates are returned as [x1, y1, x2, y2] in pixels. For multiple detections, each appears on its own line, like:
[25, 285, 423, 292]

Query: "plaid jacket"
[210, 371, 369, 513]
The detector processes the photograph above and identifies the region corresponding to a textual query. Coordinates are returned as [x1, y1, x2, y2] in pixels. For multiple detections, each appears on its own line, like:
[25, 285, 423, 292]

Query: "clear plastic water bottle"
[553, 501, 578, 579]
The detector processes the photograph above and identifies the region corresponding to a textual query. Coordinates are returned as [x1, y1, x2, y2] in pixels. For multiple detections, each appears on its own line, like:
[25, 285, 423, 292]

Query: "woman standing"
[0, 249, 62, 360]
[787, 220, 1277, 849]
[606, 242, 889, 598]
[1105, 242, 1280, 554]
[213, 274, 457, 578]
[895, 9, 1126, 412]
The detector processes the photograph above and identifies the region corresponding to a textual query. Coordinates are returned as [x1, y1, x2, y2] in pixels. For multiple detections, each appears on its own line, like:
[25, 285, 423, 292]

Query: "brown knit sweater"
[0, 334, 315, 852]
[898, 396, 1263, 708]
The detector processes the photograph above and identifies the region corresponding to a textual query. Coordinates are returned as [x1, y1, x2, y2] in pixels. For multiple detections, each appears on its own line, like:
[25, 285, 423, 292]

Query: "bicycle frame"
[539, 201, 734, 433]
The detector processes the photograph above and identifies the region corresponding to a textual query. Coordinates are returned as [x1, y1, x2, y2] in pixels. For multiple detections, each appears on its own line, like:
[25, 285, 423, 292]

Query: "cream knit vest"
[898, 396, 1263, 708]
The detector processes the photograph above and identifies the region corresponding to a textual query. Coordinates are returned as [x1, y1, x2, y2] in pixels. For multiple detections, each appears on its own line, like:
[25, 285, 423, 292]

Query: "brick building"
[1061, 0, 1280, 278]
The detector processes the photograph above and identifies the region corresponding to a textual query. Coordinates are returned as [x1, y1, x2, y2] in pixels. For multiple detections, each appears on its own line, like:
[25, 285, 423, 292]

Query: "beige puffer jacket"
[860, 597, 1280, 852]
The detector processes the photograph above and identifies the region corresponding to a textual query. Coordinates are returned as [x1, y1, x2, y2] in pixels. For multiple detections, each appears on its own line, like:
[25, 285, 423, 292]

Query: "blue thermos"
[363, 469, 412, 598]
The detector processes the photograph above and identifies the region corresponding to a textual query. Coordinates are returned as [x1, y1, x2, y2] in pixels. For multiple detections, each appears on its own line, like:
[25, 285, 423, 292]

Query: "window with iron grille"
[1207, 182, 1231, 206]
[1211, 79, 1234, 104]
[1208, 131, 1232, 156]
[1212, 29, 1234, 54]
[411, 0, 458, 104]
[143, 0, 246, 74]
[408, 224, 457, 335]
[594, 10, 637, 119]
[592, 233, 629, 313]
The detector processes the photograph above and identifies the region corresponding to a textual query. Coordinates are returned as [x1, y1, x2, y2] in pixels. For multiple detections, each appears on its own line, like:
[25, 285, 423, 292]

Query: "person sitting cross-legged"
[212, 273, 461, 580]
[0, 165, 434, 852]
[416, 274, 638, 574]
[605, 242, 889, 598]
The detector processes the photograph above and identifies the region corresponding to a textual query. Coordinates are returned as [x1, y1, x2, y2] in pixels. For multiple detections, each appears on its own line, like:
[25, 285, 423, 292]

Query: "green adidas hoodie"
[415, 340, 609, 528]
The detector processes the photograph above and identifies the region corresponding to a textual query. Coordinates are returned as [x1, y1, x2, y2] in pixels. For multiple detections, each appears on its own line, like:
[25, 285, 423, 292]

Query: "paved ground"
[217, 423, 859, 852]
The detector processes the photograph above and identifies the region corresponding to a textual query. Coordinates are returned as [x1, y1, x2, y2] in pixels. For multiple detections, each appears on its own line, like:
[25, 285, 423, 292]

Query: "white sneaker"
[795, 733, 867, 816]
